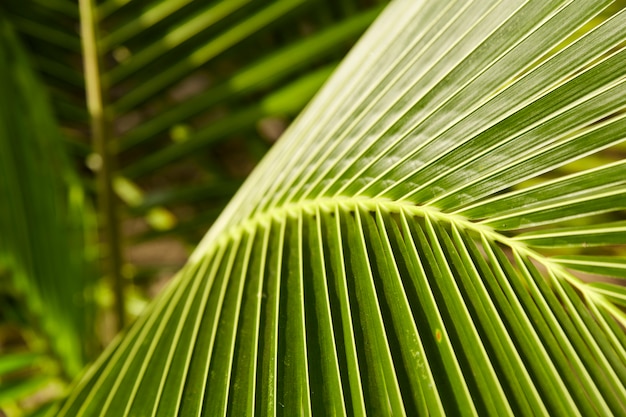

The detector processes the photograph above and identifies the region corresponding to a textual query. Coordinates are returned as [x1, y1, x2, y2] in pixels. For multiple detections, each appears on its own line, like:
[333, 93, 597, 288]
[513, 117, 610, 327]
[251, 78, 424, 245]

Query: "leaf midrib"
[197, 196, 522, 260]
[191, 195, 624, 320]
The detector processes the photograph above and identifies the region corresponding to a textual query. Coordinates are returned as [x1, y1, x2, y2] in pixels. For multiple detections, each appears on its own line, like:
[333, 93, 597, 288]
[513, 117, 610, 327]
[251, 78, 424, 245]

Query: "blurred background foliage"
[0, 0, 387, 414]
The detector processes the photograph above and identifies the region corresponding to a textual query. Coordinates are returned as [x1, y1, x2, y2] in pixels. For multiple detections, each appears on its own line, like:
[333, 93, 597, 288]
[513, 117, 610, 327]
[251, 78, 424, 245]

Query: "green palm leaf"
[56, 0, 626, 415]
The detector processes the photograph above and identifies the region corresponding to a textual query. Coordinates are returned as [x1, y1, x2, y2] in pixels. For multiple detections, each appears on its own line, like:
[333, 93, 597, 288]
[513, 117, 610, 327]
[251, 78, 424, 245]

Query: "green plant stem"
[79, 0, 125, 330]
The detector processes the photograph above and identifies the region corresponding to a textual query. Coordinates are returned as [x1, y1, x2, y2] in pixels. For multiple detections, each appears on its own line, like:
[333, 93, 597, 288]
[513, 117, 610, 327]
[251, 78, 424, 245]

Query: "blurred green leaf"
[0, 15, 97, 415]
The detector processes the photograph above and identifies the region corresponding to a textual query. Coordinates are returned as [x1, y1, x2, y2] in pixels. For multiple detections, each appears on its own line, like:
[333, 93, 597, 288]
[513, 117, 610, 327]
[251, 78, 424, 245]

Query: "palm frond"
[53, 0, 626, 415]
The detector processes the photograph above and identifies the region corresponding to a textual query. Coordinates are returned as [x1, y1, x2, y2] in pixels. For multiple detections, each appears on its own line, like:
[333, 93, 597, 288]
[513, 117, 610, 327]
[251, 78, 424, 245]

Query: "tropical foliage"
[2, 0, 626, 416]
[1, 0, 384, 414]
[0, 14, 96, 415]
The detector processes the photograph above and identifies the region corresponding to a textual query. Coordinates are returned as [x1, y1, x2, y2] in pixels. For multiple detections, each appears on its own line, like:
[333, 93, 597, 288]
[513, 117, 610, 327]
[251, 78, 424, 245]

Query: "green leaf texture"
[56, 0, 626, 415]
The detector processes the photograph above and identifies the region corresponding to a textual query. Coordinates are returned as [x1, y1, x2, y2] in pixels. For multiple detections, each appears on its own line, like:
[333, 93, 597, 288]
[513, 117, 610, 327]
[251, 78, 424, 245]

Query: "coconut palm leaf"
[51, 0, 626, 415]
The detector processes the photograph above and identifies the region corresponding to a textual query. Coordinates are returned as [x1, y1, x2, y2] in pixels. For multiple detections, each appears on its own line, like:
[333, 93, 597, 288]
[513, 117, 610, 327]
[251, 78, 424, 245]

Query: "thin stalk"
[79, 0, 125, 330]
